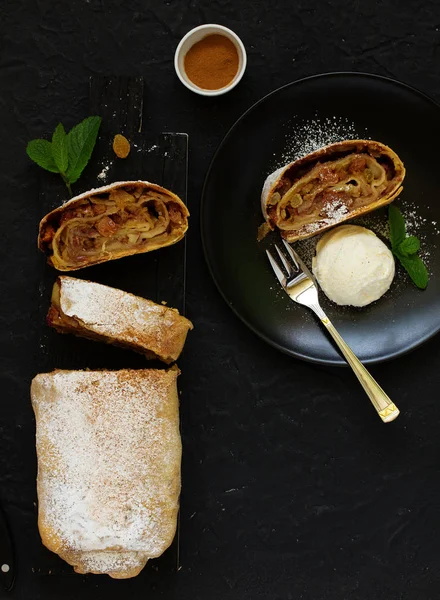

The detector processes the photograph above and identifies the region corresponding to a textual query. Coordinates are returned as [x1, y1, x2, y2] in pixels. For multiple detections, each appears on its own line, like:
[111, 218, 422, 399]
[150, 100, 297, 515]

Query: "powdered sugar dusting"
[301, 201, 350, 235]
[355, 211, 390, 240]
[58, 277, 192, 362]
[270, 115, 368, 171]
[79, 551, 144, 574]
[31, 369, 181, 576]
[358, 199, 437, 271]
[97, 164, 111, 182]
[402, 202, 439, 264]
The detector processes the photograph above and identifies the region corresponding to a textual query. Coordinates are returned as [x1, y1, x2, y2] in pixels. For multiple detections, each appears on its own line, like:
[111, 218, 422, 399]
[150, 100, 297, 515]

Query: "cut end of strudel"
[47, 276, 193, 363]
[261, 139, 405, 242]
[31, 368, 181, 579]
[38, 181, 189, 271]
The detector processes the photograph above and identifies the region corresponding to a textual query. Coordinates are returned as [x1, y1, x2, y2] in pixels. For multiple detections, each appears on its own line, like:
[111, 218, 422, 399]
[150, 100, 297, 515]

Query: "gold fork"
[266, 239, 399, 423]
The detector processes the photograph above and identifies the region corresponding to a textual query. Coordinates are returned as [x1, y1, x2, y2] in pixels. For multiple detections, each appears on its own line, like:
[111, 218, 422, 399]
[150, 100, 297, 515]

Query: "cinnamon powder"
[184, 34, 239, 90]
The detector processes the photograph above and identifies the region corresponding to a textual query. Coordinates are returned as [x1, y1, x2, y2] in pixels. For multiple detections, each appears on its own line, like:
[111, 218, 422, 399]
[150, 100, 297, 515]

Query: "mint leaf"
[395, 251, 429, 289]
[398, 235, 420, 256]
[387, 204, 429, 289]
[51, 123, 68, 174]
[66, 116, 101, 184]
[26, 115, 101, 196]
[388, 204, 406, 249]
[26, 139, 59, 173]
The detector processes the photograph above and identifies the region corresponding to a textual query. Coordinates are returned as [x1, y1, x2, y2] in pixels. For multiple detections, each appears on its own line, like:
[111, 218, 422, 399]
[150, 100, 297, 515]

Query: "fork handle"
[319, 315, 399, 423]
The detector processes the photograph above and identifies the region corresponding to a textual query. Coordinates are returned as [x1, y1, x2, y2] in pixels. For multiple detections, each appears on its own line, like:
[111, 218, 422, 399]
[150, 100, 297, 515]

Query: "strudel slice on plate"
[261, 139, 405, 241]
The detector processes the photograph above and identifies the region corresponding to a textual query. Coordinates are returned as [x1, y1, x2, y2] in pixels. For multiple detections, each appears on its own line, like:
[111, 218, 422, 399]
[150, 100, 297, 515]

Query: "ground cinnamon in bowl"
[184, 34, 239, 91]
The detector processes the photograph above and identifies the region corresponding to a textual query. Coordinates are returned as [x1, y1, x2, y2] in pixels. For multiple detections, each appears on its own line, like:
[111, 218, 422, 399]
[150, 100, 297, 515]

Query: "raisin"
[112, 134, 131, 159]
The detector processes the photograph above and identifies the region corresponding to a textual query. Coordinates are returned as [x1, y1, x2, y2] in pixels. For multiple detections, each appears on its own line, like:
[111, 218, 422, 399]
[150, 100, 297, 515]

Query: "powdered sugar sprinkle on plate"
[270, 114, 369, 172]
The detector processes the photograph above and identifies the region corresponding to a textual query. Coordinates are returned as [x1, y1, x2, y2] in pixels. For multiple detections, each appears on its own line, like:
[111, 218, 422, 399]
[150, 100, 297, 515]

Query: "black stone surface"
[1, 1, 440, 599]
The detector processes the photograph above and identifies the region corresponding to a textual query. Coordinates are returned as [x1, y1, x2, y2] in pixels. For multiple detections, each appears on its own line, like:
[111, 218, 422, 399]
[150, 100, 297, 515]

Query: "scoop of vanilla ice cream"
[312, 225, 395, 307]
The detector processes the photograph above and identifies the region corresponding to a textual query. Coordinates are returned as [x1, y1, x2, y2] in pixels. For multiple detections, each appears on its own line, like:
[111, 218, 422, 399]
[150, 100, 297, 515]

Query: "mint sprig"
[388, 205, 428, 289]
[26, 116, 101, 196]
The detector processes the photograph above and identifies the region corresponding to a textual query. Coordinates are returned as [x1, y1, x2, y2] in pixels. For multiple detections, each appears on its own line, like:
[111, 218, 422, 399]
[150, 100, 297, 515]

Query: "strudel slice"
[47, 276, 193, 363]
[31, 368, 181, 579]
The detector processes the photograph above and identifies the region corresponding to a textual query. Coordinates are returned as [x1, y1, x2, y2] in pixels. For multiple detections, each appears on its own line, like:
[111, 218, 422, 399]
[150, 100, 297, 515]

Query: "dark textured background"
[1, 1, 440, 599]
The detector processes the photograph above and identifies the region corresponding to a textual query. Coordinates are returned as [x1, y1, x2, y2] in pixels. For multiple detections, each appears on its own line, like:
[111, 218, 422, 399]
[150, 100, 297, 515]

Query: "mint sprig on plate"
[388, 204, 428, 289]
[26, 116, 101, 196]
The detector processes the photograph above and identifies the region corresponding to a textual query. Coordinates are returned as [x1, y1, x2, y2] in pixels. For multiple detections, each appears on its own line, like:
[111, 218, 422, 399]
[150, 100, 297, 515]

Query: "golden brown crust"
[31, 368, 181, 579]
[48, 276, 193, 363]
[38, 180, 189, 271]
[261, 140, 405, 241]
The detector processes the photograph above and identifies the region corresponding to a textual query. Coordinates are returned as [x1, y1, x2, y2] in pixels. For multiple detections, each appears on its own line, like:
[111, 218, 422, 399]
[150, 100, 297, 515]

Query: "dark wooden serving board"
[33, 77, 187, 586]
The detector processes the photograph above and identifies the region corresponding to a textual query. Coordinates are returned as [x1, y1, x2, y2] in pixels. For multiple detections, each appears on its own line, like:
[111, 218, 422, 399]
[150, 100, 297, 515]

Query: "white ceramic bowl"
[174, 24, 247, 96]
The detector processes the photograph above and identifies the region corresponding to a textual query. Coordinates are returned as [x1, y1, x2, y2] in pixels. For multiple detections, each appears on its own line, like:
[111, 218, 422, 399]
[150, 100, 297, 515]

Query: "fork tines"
[281, 238, 300, 270]
[266, 247, 287, 287]
[274, 244, 295, 277]
[266, 239, 312, 290]
[266, 239, 300, 282]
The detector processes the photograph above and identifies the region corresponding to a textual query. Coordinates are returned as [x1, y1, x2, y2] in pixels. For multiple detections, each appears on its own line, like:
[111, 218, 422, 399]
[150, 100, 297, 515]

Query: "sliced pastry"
[261, 140, 405, 241]
[47, 276, 193, 363]
[39, 181, 189, 271]
[31, 368, 181, 579]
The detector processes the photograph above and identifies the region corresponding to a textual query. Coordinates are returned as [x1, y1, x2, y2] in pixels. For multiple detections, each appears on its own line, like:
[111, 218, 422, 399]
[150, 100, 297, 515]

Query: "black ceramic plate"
[201, 73, 440, 365]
